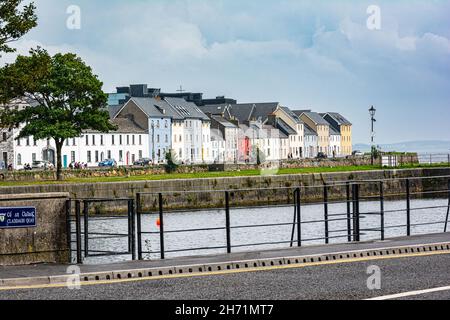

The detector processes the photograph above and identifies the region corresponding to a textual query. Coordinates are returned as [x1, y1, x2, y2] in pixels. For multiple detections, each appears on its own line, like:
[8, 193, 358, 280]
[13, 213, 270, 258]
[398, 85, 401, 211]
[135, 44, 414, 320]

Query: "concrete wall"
[0, 193, 70, 266]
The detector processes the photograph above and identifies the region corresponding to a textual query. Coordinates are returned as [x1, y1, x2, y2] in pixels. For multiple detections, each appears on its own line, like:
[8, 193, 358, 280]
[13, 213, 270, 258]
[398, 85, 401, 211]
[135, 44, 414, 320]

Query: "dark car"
[316, 152, 327, 159]
[133, 158, 152, 166]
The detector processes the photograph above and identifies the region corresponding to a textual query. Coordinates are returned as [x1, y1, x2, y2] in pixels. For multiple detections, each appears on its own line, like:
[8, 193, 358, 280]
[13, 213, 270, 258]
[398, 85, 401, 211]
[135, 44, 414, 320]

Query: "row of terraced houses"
[0, 84, 352, 169]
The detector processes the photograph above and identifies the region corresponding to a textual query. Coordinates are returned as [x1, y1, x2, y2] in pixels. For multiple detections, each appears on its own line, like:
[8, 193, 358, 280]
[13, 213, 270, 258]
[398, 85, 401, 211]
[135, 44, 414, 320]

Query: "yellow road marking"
[1, 250, 450, 291]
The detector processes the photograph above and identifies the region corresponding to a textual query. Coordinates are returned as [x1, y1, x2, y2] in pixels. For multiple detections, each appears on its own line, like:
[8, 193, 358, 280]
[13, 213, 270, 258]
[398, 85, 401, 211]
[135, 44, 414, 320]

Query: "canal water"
[73, 198, 449, 264]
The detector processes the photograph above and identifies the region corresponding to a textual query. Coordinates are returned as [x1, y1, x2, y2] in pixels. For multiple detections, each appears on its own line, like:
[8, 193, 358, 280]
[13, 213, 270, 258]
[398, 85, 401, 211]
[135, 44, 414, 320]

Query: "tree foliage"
[0, 0, 37, 54]
[0, 48, 117, 180]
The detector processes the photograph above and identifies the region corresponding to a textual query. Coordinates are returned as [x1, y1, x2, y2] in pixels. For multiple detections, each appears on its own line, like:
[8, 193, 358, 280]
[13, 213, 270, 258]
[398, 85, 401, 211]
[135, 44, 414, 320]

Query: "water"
[72, 198, 449, 264]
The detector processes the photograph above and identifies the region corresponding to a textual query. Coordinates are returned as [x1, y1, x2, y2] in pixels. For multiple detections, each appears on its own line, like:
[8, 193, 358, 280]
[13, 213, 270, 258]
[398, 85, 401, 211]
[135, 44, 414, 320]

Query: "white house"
[8, 117, 148, 169]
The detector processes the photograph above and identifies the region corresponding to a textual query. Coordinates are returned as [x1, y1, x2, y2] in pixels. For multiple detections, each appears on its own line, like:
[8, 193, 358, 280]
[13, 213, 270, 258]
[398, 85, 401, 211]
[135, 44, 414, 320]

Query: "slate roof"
[280, 107, 302, 124]
[304, 123, 318, 136]
[108, 104, 123, 118]
[164, 97, 210, 121]
[329, 126, 341, 135]
[325, 112, 352, 126]
[127, 97, 177, 119]
[300, 111, 330, 126]
[275, 118, 297, 136]
[211, 115, 237, 128]
[84, 118, 146, 134]
[228, 102, 279, 123]
[199, 104, 229, 116]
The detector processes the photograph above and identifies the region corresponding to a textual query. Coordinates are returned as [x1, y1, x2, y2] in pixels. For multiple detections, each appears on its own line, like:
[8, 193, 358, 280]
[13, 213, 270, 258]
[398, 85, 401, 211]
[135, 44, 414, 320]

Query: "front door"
[63, 155, 68, 168]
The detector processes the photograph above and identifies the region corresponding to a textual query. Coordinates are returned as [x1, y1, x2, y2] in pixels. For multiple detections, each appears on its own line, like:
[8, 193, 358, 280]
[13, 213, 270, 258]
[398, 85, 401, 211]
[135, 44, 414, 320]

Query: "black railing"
[134, 176, 450, 260]
[69, 198, 135, 264]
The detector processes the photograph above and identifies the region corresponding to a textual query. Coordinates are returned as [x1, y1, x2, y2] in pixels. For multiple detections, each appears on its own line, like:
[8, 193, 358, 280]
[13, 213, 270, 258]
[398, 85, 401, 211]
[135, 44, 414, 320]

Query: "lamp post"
[369, 106, 377, 165]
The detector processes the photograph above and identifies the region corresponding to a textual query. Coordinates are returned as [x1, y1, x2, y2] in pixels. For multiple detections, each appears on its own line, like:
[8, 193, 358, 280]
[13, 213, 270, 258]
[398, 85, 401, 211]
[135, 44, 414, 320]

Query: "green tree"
[0, 0, 37, 54]
[0, 48, 117, 180]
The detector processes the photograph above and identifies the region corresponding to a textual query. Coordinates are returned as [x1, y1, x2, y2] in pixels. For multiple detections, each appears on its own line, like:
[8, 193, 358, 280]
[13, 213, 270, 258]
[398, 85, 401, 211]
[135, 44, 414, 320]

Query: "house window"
[17, 153, 22, 166]
[92, 135, 95, 145]
[32, 137, 36, 146]
[2, 132, 6, 141]
[112, 135, 115, 145]
[87, 151, 91, 163]
[65, 139, 69, 146]
[132, 154, 135, 163]
[95, 151, 99, 162]
[119, 150, 123, 161]
[17, 138, 21, 146]
[85, 135, 89, 146]
[107, 150, 111, 159]
[179, 135, 182, 142]
[139, 135, 142, 145]
[132, 135, 135, 145]
[32, 153, 36, 162]
[119, 135, 122, 145]
[71, 151, 75, 163]
[73, 138, 76, 146]
[127, 135, 130, 145]
[139, 150, 142, 159]
[26, 137, 30, 146]
[100, 135, 104, 146]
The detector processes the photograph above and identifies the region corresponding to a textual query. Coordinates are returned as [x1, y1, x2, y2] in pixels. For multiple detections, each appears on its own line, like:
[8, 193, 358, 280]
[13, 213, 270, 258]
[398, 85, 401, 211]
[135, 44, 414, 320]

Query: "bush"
[164, 150, 179, 174]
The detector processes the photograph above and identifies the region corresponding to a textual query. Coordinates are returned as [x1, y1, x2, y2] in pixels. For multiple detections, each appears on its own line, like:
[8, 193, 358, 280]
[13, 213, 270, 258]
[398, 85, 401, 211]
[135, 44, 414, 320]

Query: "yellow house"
[297, 111, 330, 156]
[323, 113, 353, 156]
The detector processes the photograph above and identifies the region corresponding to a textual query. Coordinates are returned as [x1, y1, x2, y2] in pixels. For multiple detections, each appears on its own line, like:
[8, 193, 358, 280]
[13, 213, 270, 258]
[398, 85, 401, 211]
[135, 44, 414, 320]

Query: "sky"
[1, 0, 449, 144]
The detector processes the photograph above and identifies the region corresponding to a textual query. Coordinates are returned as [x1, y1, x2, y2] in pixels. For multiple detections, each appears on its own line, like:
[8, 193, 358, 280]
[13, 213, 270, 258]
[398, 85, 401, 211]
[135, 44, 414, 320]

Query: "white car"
[32, 160, 55, 170]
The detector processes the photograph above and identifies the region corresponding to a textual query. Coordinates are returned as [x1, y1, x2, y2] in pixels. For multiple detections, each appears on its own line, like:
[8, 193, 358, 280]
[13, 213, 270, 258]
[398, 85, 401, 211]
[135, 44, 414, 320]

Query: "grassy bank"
[0, 163, 448, 187]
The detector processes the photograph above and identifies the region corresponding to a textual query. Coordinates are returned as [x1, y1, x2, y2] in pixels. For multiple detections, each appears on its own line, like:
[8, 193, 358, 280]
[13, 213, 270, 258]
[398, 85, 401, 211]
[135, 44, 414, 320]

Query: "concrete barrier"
[0, 193, 70, 266]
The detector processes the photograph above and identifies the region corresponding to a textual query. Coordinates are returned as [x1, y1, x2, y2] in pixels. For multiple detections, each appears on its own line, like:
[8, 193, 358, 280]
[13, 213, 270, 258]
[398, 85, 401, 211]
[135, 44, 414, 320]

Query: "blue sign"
[0, 207, 37, 229]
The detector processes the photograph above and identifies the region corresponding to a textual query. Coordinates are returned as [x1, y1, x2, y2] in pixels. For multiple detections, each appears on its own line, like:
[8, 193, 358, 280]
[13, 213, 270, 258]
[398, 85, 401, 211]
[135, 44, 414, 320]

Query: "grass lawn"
[0, 163, 448, 187]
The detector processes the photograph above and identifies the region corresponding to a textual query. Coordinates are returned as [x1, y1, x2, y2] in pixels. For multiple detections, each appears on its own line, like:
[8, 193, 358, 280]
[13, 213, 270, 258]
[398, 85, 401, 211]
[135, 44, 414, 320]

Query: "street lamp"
[369, 106, 377, 165]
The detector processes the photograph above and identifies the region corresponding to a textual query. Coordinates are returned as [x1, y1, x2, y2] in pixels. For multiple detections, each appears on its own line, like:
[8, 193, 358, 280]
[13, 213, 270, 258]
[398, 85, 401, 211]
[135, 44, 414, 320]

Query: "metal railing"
[69, 198, 135, 264]
[135, 176, 450, 260]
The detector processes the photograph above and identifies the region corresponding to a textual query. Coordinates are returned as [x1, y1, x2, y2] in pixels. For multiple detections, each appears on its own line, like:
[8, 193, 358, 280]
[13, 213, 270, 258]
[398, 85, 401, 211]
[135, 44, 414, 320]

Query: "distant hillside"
[353, 141, 450, 154]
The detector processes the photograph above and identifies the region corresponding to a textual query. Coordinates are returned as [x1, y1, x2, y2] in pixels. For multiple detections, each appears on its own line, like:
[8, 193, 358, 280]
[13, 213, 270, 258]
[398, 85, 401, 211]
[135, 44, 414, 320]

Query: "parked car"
[133, 158, 152, 166]
[98, 159, 117, 167]
[32, 160, 54, 170]
[316, 152, 327, 159]
[352, 150, 364, 156]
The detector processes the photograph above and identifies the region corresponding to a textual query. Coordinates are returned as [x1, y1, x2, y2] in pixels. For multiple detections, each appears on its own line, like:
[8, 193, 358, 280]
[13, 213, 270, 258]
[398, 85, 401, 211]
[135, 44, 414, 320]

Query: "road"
[1, 250, 450, 300]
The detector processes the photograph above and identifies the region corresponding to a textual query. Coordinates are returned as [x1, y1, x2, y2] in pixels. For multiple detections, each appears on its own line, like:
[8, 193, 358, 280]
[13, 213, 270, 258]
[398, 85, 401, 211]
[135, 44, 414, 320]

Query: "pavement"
[1, 232, 450, 300]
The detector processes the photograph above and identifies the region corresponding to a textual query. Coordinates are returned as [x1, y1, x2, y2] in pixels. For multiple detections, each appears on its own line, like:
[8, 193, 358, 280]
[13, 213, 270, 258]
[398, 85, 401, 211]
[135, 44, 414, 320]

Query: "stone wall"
[0, 168, 448, 214]
[0, 193, 70, 266]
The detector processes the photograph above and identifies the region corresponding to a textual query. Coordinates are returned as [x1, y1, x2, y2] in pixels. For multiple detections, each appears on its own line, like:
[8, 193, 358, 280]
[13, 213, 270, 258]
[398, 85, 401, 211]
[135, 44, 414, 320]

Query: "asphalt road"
[1, 251, 450, 300]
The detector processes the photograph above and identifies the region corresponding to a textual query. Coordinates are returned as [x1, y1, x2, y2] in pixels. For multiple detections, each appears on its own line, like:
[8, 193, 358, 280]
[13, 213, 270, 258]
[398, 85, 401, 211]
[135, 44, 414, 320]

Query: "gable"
[116, 100, 149, 130]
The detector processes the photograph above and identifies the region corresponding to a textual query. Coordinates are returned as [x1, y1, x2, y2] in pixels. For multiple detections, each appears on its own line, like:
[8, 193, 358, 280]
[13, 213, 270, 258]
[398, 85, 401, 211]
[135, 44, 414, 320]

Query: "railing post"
[406, 179, 411, 236]
[352, 183, 360, 242]
[323, 183, 329, 244]
[380, 181, 385, 241]
[136, 193, 143, 260]
[445, 179, 450, 233]
[65, 199, 72, 254]
[83, 200, 89, 257]
[128, 199, 136, 261]
[75, 200, 82, 264]
[158, 193, 165, 260]
[346, 182, 352, 242]
[296, 187, 301, 247]
[225, 191, 231, 254]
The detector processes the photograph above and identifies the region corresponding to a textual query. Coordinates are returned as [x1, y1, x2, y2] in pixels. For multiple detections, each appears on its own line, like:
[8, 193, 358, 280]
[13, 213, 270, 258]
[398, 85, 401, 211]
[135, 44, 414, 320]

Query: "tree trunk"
[55, 139, 64, 181]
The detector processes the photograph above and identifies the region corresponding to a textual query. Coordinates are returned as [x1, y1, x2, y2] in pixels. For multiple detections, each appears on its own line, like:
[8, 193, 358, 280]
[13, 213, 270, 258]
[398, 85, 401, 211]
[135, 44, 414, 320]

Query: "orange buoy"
[156, 218, 161, 227]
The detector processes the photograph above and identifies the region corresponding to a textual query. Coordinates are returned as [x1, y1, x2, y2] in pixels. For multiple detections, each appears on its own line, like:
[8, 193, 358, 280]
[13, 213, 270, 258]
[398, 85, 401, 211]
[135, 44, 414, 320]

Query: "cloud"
[1, 0, 449, 143]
